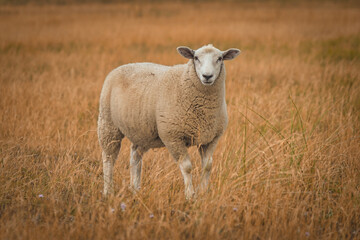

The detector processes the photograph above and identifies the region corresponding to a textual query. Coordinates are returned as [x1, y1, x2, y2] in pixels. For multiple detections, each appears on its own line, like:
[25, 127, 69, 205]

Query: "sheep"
[97, 44, 240, 199]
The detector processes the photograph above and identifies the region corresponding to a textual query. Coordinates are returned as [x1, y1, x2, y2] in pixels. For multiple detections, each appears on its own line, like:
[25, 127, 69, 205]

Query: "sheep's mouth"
[201, 80, 214, 85]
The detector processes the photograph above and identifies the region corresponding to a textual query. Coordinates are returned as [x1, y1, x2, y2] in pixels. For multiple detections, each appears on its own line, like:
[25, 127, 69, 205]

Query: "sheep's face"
[177, 44, 241, 86]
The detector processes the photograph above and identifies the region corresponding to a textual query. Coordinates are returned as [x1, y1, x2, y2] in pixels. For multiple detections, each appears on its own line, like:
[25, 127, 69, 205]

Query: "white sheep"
[97, 44, 240, 199]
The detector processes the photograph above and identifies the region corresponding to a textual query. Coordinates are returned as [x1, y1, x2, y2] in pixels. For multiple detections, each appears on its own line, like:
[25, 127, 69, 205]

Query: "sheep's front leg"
[198, 136, 220, 193]
[179, 153, 195, 199]
[167, 145, 195, 200]
[130, 144, 144, 191]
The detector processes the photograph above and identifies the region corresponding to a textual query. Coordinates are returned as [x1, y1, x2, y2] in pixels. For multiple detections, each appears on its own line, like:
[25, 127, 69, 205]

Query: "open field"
[0, 1, 360, 239]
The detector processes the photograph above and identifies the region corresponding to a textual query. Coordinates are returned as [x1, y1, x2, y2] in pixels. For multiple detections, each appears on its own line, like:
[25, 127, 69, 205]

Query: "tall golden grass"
[0, 1, 359, 239]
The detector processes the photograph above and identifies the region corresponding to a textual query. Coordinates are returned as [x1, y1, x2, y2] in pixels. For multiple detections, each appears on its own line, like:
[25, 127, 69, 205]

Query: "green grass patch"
[300, 35, 360, 62]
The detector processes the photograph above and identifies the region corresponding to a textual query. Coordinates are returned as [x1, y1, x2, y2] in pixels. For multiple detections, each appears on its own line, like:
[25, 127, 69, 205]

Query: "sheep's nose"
[202, 74, 213, 80]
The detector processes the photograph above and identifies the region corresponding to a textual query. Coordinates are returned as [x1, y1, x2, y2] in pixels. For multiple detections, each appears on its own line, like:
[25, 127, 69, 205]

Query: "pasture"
[0, 1, 359, 239]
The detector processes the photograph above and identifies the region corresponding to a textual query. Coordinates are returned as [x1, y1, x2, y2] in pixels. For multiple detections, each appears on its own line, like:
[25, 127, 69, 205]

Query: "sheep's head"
[177, 44, 240, 86]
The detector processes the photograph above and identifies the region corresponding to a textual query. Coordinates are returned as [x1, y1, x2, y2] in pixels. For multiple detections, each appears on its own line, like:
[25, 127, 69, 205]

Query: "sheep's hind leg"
[130, 144, 145, 192]
[166, 144, 195, 200]
[102, 150, 119, 196]
[98, 124, 123, 196]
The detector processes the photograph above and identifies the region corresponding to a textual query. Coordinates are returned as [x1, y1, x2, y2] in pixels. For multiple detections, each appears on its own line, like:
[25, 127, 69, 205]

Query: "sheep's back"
[108, 63, 170, 149]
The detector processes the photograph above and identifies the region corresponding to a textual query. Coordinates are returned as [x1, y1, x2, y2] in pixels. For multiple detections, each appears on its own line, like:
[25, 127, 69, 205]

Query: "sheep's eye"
[194, 56, 199, 61]
[217, 57, 223, 62]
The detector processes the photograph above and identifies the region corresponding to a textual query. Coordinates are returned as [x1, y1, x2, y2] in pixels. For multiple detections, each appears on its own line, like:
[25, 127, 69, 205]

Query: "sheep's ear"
[177, 46, 195, 59]
[222, 48, 241, 60]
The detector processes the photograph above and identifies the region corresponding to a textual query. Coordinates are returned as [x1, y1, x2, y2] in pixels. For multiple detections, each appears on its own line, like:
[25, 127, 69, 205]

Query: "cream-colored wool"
[98, 45, 240, 199]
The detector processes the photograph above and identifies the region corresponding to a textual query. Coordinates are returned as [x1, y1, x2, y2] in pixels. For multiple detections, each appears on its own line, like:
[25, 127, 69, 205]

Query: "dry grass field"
[0, 1, 360, 239]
